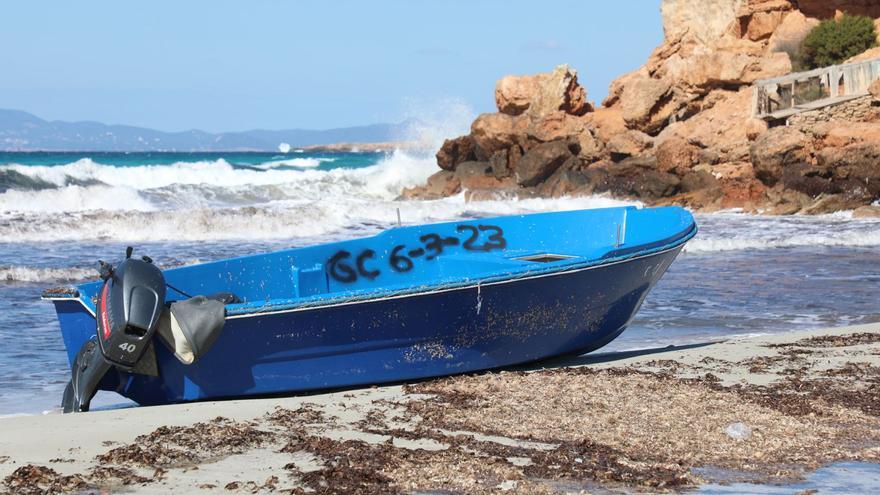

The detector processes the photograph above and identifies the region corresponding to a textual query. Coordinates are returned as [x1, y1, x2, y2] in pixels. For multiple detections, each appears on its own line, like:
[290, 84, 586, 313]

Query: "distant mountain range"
[0, 109, 414, 151]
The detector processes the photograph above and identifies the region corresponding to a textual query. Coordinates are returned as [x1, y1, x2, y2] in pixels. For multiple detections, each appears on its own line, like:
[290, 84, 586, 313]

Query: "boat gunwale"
[43, 222, 697, 320]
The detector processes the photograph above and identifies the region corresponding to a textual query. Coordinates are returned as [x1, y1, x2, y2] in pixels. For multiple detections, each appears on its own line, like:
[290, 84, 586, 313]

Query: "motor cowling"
[96, 257, 166, 369]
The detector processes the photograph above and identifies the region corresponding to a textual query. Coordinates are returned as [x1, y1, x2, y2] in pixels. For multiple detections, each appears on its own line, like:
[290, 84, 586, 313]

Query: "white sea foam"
[686, 213, 880, 253]
[0, 265, 95, 283]
[1, 158, 320, 190]
[254, 157, 336, 170]
[0, 260, 202, 283]
[0, 184, 154, 213]
[0, 151, 434, 212]
[686, 233, 880, 253]
[0, 193, 634, 243]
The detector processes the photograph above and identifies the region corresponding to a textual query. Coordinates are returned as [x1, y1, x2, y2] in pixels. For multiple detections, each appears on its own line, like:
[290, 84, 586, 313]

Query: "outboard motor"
[95, 251, 166, 368]
[63, 247, 166, 413]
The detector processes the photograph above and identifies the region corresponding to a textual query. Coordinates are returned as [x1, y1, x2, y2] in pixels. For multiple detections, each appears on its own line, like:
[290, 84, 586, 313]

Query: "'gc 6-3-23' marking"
[328, 224, 507, 283]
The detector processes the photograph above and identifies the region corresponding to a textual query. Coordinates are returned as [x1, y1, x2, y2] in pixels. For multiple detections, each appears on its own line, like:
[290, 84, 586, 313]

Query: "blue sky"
[0, 1, 662, 132]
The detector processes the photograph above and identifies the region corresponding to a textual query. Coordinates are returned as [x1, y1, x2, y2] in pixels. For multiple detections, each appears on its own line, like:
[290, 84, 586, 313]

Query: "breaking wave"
[0, 195, 635, 243]
[0, 257, 205, 284]
[0, 145, 637, 242]
[0, 266, 95, 284]
[0, 152, 424, 213]
[0, 157, 341, 191]
[1, 152, 878, 250]
[685, 213, 880, 253]
[0, 185, 155, 213]
[685, 231, 880, 253]
[254, 157, 336, 169]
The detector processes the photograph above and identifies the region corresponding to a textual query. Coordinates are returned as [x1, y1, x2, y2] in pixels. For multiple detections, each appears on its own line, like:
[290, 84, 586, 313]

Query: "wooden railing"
[753, 58, 880, 120]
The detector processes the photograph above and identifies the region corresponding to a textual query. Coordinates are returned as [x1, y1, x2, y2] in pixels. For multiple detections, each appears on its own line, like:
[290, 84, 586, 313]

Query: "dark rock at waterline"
[537, 156, 591, 197]
[489, 149, 510, 179]
[814, 143, 880, 201]
[586, 157, 681, 201]
[749, 136, 880, 211]
[780, 162, 835, 198]
[454, 161, 492, 181]
[679, 170, 719, 194]
[750, 126, 807, 187]
[402, 170, 461, 200]
[514, 141, 572, 187]
[436, 135, 478, 172]
[455, 161, 515, 191]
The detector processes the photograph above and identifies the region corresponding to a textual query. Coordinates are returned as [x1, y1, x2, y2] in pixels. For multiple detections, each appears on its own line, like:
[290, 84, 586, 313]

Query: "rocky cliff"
[404, 0, 880, 216]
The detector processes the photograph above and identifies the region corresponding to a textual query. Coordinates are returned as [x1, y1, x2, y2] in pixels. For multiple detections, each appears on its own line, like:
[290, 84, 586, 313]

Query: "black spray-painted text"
[327, 224, 507, 283]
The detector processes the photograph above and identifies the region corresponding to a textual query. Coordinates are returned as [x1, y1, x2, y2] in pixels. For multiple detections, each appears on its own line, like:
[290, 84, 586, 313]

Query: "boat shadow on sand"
[521, 340, 721, 371]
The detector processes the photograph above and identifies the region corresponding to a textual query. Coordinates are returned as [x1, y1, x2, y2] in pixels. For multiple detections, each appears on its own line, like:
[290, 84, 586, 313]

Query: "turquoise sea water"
[0, 150, 380, 169]
[0, 151, 879, 416]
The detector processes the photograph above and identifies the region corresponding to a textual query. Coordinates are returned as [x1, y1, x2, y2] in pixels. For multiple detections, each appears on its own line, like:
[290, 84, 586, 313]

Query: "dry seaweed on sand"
[284, 437, 398, 495]
[723, 371, 880, 418]
[1, 417, 278, 494]
[223, 476, 280, 493]
[766, 333, 880, 348]
[404, 365, 880, 484]
[1, 464, 154, 495]
[265, 404, 326, 428]
[87, 466, 151, 486]
[97, 416, 271, 468]
[1, 465, 90, 495]
[279, 428, 688, 495]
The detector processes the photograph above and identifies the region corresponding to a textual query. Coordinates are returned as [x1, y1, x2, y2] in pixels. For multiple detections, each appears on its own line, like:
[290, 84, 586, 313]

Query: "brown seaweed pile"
[97, 416, 271, 469]
[276, 429, 689, 494]
[2, 465, 89, 495]
[403, 353, 880, 486]
[0, 465, 147, 495]
[767, 332, 880, 348]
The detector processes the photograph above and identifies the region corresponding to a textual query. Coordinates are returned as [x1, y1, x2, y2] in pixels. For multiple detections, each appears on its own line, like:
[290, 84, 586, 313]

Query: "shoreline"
[1, 323, 879, 493]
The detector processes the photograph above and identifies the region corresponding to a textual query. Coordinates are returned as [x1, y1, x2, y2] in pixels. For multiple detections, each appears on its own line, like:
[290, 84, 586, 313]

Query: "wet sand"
[1, 322, 879, 494]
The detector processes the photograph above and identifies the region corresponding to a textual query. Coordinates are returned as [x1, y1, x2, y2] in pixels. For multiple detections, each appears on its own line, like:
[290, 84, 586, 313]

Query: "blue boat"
[44, 205, 696, 411]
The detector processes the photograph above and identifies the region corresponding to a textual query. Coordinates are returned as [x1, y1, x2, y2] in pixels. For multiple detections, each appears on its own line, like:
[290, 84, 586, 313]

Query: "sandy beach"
[1, 322, 878, 493]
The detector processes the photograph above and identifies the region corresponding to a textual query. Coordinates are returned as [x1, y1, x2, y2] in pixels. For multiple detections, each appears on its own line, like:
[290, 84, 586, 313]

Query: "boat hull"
[50, 245, 682, 406]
